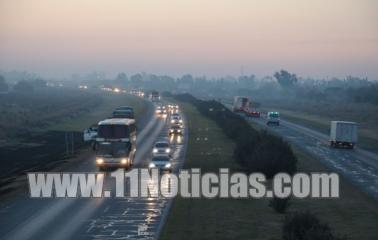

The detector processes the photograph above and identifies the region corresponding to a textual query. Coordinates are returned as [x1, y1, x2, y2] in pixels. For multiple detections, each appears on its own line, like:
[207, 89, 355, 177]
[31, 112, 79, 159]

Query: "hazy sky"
[0, 0, 377, 79]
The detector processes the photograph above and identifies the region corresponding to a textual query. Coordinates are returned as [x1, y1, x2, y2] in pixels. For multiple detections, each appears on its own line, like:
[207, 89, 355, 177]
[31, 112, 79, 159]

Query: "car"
[169, 124, 183, 135]
[148, 155, 172, 172]
[152, 141, 171, 156]
[170, 113, 183, 125]
[168, 104, 179, 113]
[156, 105, 167, 115]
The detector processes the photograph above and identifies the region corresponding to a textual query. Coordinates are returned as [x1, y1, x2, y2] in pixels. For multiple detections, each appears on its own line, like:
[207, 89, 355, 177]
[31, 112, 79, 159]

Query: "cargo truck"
[330, 121, 358, 149]
[233, 96, 250, 112]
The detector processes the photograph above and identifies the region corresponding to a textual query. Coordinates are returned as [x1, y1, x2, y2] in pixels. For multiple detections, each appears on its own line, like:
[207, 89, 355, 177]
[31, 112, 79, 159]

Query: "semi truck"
[149, 90, 160, 102]
[233, 96, 250, 112]
[330, 121, 358, 149]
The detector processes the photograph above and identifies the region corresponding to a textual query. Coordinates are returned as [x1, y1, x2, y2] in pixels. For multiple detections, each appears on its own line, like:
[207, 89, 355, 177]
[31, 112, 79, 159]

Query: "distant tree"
[179, 74, 194, 84]
[116, 72, 128, 82]
[0, 75, 9, 92]
[274, 70, 298, 88]
[14, 80, 34, 92]
[32, 79, 47, 88]
[238, 75, 256, 89]
[130, 74, 143, 88]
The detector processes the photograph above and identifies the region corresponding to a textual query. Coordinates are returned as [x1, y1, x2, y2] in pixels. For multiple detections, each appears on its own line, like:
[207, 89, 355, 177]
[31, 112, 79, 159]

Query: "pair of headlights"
[96, 158, 128, 164]
[153, 148, 170, 153]
[149, 163, 171, 168]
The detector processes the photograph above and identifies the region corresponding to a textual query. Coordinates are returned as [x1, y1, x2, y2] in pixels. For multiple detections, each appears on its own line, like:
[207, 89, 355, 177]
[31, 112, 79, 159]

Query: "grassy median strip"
[161, 99, 378, 240]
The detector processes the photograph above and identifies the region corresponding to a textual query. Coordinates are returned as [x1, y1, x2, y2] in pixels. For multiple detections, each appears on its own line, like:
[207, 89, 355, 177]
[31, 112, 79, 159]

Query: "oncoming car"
[152, 141, 171, 156]
[148, 155, 172, 172]
[169, 124, 183, 135]
[170, 113, 183, 125]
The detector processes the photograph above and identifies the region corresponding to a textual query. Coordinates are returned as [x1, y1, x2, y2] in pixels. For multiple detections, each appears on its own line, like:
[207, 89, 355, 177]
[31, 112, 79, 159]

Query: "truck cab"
[266, 112, 280, 126]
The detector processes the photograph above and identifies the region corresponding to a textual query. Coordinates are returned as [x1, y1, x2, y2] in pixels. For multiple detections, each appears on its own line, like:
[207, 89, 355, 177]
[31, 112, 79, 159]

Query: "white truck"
[330, 121, 358, 149]
[233, 96, 250, 113]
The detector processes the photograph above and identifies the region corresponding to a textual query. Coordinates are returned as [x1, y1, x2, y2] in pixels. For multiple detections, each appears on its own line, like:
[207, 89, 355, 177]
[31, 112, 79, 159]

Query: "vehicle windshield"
[152, 156, 169, 162]
[171, 125, 181, 129]
[155, 142, 169, 148]
[269, 113, 279, 118]
[96, 142, 129, 157]
[98, 125, 130, 139]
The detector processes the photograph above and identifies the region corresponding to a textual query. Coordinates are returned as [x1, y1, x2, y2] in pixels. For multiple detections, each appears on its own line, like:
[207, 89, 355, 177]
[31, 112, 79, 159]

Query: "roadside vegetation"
[161, 95, 378, 240]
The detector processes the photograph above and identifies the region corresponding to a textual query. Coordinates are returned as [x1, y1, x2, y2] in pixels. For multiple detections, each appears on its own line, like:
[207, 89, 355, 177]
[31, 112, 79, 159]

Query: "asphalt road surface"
[0, 101, 188, 240]
[245, 113, 378, 200]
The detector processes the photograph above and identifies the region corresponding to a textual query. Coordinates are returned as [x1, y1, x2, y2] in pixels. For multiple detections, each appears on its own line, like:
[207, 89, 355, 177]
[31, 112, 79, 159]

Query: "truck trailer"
[233, 96, 250, 112]
[330, 121, 358, 149]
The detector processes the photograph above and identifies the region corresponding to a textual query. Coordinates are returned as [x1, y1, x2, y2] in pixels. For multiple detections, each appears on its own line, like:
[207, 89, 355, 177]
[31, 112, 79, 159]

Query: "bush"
[283, 212, 346, 240]
[269, 197, 290, 213]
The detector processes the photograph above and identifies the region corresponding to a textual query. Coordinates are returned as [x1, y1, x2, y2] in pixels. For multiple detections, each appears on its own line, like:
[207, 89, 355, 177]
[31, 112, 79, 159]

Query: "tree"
[14, 80, 34, 92]
[0, 75, 9, 92]
[283, 212, 346, 240]
[130, 74, 143, 88]
[274, 70, 298, 88]
[116, 72, 128, 82]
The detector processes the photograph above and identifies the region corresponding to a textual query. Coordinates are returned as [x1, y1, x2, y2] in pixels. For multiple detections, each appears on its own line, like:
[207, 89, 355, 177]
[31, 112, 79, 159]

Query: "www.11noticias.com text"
[27, 168, 339, 199]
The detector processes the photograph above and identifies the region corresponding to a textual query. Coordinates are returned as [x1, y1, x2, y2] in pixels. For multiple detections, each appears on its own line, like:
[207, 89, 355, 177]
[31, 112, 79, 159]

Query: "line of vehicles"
[149, 104, 184, 173]
[83, 90, 184, 171]
[232, 96, 358, 149]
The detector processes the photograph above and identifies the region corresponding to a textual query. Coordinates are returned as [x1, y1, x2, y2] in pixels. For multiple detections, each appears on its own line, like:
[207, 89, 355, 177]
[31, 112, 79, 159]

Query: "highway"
[244, 113, 378, 200]
[0, 101, 188, 240]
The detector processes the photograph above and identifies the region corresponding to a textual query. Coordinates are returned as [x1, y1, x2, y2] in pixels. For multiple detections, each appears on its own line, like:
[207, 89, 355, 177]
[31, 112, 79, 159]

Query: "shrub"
[283, 211, 346, 240]
[269, 197, 290, 214]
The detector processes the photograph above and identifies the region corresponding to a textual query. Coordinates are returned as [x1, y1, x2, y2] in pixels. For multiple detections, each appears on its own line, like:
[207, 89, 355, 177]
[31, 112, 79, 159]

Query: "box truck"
[233, 96, 250, 112]
[330, 121, 358, 149]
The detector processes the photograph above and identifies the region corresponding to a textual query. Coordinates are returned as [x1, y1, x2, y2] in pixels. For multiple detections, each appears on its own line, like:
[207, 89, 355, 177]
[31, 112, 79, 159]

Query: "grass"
[50, 92, 147, 131]
[161, 100, 378, 240]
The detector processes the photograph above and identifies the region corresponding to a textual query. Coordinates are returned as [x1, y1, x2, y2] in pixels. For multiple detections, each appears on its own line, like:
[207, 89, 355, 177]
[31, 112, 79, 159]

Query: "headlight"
[153, 148, 158, 153]
[96, 158, 104, 164]
[179, 119, 183, 123]
[149, 163, 155, 168]
[177, 129, 181, 132]
[165, 163, 171, 168]
[170, 129, 174, 132]
[165, 148, 171, 153]
[171, 120, 174, 123]
[121, 158, 127, 164]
